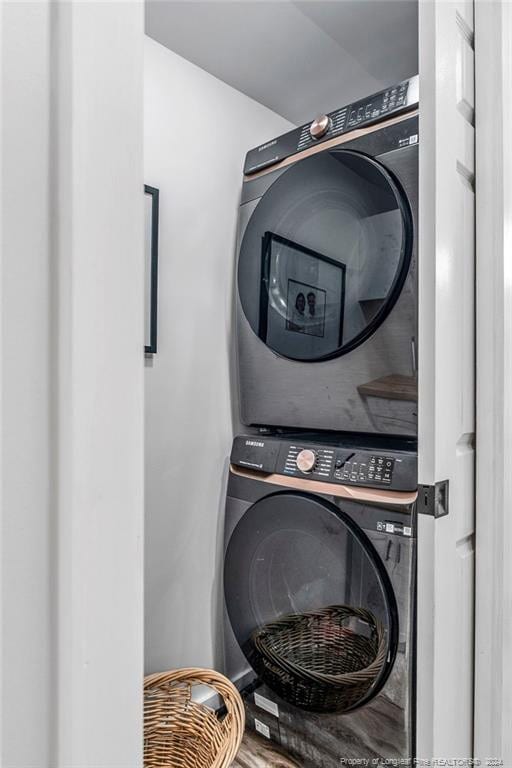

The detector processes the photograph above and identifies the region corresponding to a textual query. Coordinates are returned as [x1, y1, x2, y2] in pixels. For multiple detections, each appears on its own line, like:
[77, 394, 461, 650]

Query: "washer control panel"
[243, 75, 418, 175]
[231, 436, 417, 492]
[334, 455, 396, 485]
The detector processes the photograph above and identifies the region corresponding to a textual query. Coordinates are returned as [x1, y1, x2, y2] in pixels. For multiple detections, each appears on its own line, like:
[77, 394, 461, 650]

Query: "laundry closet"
[143, 2, 475, 766]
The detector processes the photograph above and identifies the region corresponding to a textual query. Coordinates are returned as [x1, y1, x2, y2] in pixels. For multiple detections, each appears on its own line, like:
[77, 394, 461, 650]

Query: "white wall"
[144, 36, 292, 674]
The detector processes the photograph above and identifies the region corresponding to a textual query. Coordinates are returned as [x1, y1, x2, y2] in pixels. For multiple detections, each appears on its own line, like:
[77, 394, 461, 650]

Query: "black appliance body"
[223, 434, 417, 767]
[236, 76, 419, 436]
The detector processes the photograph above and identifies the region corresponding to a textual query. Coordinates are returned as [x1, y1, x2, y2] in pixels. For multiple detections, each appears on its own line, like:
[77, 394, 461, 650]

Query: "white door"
[418, 0, 475, 759]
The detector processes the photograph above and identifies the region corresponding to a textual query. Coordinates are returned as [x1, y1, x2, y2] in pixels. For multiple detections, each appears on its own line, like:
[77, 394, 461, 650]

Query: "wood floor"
[232, 730, 301, 768]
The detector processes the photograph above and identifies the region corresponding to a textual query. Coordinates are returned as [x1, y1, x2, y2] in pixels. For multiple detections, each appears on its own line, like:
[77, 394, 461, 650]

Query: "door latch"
[418, 480, 449, 518]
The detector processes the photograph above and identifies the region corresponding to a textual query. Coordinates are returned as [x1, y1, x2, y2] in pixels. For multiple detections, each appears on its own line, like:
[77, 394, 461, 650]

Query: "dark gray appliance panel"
[222, 472, 416, 766]
[235, 120, 418, 435]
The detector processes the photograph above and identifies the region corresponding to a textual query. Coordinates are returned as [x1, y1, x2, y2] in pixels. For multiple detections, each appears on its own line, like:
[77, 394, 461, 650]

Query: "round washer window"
[224, 492, 398, 712]
[238, 150, 413, 362]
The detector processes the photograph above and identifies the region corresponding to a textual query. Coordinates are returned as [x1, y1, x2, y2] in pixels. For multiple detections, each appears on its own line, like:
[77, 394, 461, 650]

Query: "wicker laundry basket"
[249, 605, 387, 713]
[144, 668, 245, 768]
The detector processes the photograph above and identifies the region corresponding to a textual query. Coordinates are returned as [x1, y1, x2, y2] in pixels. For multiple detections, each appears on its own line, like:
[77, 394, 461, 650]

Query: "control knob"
[296, 449, 317, 473]
[309, 115, 331, 140]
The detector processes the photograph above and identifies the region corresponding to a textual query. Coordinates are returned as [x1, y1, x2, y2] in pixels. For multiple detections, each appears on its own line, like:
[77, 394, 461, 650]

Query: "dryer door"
[238, 150, 412, 361]
[224, 491, 398, 713]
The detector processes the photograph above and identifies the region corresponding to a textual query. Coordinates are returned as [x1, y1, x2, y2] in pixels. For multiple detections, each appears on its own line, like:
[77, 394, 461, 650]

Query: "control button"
[335, 459, 344, 469]
[296, 449, 317, 473]
[309, 115, 331, 140]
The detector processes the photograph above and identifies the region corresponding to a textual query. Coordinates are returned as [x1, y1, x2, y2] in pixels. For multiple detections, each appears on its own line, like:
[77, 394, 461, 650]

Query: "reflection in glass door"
[238, 150, 413, 361]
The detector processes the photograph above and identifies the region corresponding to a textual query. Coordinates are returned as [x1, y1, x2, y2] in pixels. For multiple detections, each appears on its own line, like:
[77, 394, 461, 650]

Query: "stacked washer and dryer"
[223, 76, 420, 767]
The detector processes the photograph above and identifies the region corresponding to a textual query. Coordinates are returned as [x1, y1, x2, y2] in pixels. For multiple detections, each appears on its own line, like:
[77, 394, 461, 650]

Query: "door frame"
[1, 3, 145, 765]
[474, 1, 512, 763]
[3, 1, 511, 764]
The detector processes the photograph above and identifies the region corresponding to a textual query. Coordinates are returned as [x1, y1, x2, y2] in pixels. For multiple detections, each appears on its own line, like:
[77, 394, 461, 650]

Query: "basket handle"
[144, 668, 245, 768]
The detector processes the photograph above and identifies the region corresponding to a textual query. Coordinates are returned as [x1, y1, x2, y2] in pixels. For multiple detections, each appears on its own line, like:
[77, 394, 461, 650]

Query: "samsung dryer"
[223, 434, 417, 767]
[236, 77, 419, 436]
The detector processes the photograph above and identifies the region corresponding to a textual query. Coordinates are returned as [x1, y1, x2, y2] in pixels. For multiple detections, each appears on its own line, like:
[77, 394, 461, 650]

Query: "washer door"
[238, 150, 412, 362]
[224, 492, 398, 712]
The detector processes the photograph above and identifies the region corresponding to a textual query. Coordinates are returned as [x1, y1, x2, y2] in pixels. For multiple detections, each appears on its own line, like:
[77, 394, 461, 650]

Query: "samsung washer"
[236, 76, 419, 436]
[223, 434, 417, 767]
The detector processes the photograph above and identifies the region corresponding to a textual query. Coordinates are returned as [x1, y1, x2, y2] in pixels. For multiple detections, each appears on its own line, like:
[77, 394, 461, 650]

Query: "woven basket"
[144, 668, 245, 768]
[249, 605, 387, 713]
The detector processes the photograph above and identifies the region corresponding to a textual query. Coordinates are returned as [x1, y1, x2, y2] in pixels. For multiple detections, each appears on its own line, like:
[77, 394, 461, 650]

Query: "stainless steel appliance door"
[238, 150, 413, 362]
[224, 491, 399, 713]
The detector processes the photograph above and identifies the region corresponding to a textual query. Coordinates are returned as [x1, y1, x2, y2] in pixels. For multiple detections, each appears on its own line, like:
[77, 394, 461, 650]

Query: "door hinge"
[418, 480, 449, 518]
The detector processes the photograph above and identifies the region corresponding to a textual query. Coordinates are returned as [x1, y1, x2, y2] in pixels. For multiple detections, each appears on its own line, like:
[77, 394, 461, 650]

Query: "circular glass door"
[238, 150, 412, 362]
[224, 492, 398, 713]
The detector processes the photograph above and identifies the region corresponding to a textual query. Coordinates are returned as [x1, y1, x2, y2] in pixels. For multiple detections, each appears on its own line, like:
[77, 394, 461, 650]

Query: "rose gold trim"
[243, 108, 419, 181]
[230, 465, 418, 506]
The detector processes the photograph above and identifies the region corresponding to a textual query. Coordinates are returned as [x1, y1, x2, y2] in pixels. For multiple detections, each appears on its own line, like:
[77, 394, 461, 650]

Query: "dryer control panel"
[243, 75, 419, 175]
[231, 435, 417, 492]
